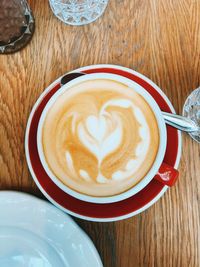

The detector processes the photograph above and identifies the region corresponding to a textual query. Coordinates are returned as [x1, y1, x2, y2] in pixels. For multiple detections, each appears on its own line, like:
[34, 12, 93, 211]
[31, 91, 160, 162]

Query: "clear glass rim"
[49, 0, 108, 7]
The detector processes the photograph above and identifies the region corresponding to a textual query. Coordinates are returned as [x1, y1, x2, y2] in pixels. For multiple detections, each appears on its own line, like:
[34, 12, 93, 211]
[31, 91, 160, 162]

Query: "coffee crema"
[42, 79, 159, 196]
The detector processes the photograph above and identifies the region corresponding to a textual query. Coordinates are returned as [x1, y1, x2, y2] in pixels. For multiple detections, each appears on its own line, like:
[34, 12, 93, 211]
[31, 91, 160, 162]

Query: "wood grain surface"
[0, 0, 200, 266]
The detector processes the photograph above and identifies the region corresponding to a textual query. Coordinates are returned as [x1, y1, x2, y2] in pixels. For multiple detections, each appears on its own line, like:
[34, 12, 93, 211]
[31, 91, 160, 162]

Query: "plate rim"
[25, 64, 182, 222]
[0, 190, 103, 266]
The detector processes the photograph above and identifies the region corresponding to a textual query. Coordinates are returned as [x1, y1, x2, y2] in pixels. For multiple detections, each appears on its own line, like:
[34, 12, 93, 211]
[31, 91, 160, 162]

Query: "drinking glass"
[49, 0, 109, 26]
[0, 0, 35, 54]
[183, 87, 200, 143]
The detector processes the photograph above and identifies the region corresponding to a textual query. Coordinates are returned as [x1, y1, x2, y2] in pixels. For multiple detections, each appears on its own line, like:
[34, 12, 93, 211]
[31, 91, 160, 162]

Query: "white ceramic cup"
[37, 73, 167, 203]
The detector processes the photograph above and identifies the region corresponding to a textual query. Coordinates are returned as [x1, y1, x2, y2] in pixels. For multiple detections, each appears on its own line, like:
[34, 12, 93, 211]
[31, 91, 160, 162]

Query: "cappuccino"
[41, 79, 159, 197]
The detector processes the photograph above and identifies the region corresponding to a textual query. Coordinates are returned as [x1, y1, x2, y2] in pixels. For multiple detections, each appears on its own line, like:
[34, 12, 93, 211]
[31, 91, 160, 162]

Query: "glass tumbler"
[49, 0, 109, 26]
[0, 0, 35, 54]
[183, 87, 200, 143]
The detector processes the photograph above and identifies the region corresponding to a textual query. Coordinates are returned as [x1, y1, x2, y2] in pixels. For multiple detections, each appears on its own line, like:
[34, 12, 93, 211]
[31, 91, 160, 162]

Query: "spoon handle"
[162, 112, 199, 132]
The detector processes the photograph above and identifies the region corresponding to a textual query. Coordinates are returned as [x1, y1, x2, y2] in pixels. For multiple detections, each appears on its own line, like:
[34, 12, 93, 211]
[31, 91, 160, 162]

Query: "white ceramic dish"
[0, 191, 103, 267]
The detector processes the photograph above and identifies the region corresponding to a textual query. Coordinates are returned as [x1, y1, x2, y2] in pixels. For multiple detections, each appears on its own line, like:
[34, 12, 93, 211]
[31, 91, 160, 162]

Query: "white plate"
[0, 191, 103, 267]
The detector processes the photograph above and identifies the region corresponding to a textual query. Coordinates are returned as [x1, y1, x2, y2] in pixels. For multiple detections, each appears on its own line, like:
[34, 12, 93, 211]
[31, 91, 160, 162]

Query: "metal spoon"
[60, 73, 200, 140]
[162, 112, 199, 133]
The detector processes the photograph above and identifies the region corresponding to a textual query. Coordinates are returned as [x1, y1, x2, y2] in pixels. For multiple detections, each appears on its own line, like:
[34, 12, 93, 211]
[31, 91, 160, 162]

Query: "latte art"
[78, 99, 149, 183]
[42, 79, 159, 196]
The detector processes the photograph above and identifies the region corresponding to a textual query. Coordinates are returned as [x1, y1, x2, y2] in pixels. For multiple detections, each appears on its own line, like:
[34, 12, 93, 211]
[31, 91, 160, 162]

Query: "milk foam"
[42, 79, 159, 197]
[76, 98, 150, 182]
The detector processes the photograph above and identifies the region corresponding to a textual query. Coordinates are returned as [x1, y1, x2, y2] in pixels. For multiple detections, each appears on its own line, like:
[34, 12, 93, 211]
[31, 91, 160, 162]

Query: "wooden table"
[0, 1, 200, 266]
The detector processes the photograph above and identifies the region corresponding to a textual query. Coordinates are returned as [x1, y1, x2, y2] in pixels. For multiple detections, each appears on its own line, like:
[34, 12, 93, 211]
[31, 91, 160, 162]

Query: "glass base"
[183, 87, 200, 143]
[49, 0, 108, 26]
[0, 1, 35, 54]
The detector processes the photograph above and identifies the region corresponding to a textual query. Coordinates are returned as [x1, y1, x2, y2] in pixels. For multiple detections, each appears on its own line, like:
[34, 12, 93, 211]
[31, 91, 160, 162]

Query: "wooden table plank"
[0, 1, 199, 266]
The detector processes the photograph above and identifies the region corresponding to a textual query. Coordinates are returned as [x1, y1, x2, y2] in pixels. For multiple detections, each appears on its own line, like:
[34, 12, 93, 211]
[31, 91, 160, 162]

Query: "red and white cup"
[37, 73, 178, 204]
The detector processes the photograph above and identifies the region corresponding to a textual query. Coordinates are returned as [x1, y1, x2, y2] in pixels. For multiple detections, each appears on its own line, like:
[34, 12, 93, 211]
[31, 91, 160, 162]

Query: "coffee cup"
[37, 73, 178, 203]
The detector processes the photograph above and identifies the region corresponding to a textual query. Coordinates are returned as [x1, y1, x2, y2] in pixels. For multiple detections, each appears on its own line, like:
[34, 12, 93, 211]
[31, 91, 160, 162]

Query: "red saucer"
[25, 65, 181, 221]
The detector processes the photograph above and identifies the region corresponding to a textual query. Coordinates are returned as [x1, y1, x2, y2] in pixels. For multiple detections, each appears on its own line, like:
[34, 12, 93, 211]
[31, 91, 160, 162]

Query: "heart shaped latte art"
[42, 80, 159, 196]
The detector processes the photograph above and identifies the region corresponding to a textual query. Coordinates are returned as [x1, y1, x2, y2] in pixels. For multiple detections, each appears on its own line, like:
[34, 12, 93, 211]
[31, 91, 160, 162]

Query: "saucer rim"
[25, 64, 182, 222]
